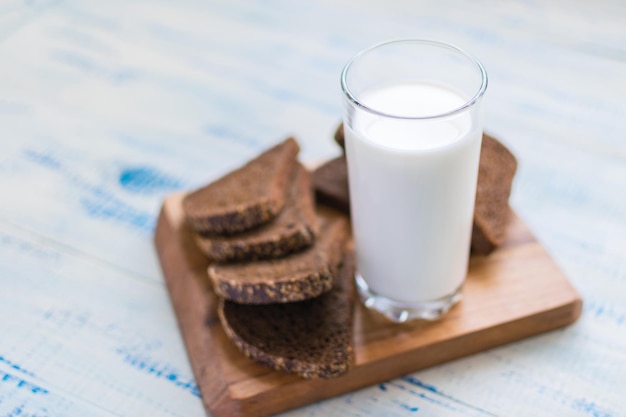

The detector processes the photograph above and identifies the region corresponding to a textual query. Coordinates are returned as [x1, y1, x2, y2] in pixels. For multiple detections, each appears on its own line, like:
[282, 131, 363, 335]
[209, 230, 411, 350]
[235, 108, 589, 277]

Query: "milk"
[345, 82, 482, 304]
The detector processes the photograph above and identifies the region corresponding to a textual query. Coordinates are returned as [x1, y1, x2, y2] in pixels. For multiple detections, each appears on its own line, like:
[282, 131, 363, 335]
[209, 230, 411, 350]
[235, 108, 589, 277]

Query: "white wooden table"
[1, 0, 625, 416]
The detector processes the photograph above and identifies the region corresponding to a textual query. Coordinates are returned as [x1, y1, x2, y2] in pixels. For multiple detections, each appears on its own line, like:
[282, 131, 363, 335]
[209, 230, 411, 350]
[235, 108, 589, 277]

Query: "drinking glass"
[340, 39, 488, 322]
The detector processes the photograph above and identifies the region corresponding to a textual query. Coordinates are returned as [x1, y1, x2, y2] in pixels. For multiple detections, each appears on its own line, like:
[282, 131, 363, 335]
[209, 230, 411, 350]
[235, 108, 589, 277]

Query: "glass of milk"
[341, 39, 488, 322]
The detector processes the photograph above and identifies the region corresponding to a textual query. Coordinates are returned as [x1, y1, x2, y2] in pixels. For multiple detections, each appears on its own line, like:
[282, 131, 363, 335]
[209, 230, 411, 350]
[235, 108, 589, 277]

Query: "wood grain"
[155, 193, 582, 417]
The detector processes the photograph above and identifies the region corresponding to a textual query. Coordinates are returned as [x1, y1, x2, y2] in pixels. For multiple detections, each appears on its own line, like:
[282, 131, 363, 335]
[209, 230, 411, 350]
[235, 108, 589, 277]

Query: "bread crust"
[194, 164, 319, 262]
[218, 252, 356, 379]
[208, 214, 348, 304]
[183, 137, 299, 235]
[471, 133, 518, 254]
[313, 156, 350, 214]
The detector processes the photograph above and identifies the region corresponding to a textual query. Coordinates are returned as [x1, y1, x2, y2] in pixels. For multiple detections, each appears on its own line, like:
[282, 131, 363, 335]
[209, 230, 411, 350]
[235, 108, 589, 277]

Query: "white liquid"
[345, 82, 482, 303]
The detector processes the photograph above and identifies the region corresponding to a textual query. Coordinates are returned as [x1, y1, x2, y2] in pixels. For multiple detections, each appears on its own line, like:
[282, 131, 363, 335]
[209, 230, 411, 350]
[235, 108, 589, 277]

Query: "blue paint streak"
[0, 371, 48, 395]
[583, 301, 626, 326]
[119, 167, 183, 194]
[7, 404, 24, 417]
[22, 150, 62, 170]
[0, 356, 35, 377]
[116, 348, 201, 397]
[399, 403, 419, 413]
[80, 192, 155, 232]
[402, 376, 440, 394]
[388, 379, 460, 412]
[4, 402, 51, 417]
[414, 392, 455, 410]
[572, 398, 613, 417]
[378, 383, 387, 391]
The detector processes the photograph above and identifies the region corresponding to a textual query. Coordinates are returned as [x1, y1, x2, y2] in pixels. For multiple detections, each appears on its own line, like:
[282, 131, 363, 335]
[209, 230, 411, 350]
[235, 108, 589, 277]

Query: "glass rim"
[340, 39, 488, 120]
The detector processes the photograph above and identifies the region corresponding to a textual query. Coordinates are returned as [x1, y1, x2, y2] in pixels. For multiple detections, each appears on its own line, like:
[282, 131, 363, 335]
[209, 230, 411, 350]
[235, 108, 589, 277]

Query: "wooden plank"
[155, 192, 582, 417]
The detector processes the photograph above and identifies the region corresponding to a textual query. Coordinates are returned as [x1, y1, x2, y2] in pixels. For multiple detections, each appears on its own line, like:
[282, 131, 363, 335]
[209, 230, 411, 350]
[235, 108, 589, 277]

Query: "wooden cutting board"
[154, 193, 582, 417]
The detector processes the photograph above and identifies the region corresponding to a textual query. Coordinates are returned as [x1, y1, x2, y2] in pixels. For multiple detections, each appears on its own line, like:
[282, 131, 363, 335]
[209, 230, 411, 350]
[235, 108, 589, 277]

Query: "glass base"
[355, 274, 463, 323]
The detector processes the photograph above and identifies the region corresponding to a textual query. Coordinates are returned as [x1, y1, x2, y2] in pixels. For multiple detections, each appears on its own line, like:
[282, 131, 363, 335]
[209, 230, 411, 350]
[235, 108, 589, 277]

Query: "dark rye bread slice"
[218, 251, 356, 379]
[334, 122, 345, 150]
[471, 133, 518, 254]
[193, 163, 319, 262]
[208, 212, 348, 304]
[313, 156, 350, 214]
[183, 137, 299, 235]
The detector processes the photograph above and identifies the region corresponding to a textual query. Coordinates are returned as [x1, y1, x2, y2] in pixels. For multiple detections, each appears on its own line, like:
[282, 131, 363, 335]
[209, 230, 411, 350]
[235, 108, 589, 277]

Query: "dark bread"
[312, 156, 350, 214]
[471, 133, 518, 254]
[208, 212, 348, 304]
[334, 123, 345, 150]
[320, 124, 518, 253]
[183, 137, 299, 235]
[218, 251, 356, 379]
[194, 163, 319, 262]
